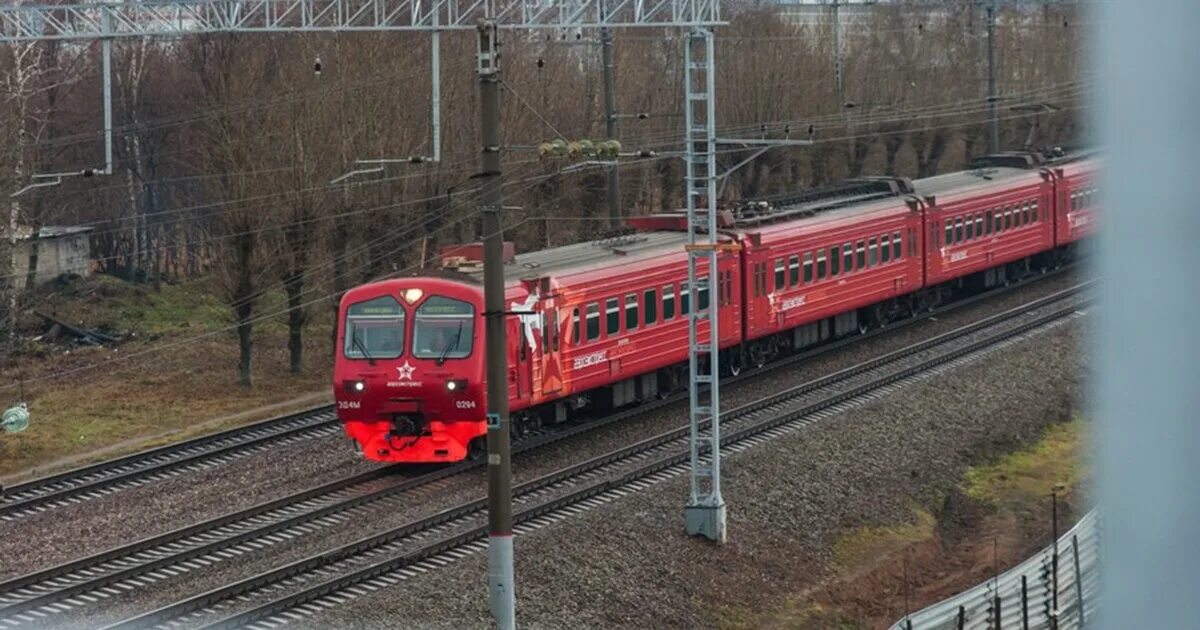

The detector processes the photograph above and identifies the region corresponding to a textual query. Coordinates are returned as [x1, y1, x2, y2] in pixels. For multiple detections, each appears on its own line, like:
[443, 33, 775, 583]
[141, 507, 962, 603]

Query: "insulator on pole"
[2, 403, 30, 433]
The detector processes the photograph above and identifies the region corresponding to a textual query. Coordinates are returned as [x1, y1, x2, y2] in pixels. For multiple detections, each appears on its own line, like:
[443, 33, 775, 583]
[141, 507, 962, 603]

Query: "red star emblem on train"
[396, 362, 415, 380]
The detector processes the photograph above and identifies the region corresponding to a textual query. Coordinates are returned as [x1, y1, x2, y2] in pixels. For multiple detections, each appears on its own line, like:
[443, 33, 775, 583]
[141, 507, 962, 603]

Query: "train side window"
[817, 249, 828, 279]
[881, 235, 891, 263]
[774, 258, 785, 290]
[856, 240, 866, 269]
[868, 238, 878, 267]
[985, 210, 993, 235]
[759, 263, 767, 296]
[550, 310, 559, 352]
[716, 272, 725, 306]
[830, 245, 841, 276]
[844, 242, 854, 272]
[1032, 200, 1039, 222]
[908, 229, 916, 256]
[964, 218, 973, 241]
[698, 276, 710, 311]
[790, 255, 801, 286]
[663, 284, 676, 320]
[625, 293, 639, 331]
[945, 219, 953, 244]
[893, 231, 903, 259]
[585, 303, 600, 341]
[606, 298, 620, 336]
[572, 307, 581, 344]
[681, 281, 691, 316]
[975, 214, 983, 237]
[954, 218, 963, 243]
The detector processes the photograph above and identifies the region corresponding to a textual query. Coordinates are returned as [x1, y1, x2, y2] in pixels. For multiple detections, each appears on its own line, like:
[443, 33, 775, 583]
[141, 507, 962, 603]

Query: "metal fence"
[890, 509, 1099, 630]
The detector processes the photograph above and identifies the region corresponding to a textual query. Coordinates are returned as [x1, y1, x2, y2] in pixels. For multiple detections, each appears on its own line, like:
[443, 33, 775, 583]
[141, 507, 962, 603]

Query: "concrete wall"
[11, 234, 91, 291]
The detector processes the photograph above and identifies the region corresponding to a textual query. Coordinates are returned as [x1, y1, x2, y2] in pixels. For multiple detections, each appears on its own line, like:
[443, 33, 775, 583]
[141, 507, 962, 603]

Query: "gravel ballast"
[293, 318, 1086, 630]
[1, 272, 1084, 620]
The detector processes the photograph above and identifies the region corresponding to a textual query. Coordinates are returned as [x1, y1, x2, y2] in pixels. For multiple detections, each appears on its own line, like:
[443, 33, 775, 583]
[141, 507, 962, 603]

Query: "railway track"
[0, 407, 340, 521]
[0, 280, 1090, 629]
[0, 264, 1080, 525]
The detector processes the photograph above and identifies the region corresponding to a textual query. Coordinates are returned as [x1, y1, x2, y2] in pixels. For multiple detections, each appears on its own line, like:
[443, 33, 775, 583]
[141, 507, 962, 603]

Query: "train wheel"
[467, 437, 487, 461]
[750, 344, 768, 369]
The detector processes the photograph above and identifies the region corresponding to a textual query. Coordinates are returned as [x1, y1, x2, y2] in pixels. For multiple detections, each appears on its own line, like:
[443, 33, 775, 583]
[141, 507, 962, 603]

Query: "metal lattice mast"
[2, 3, 732, 621]
[986, 0, 999, 153]
[683, 26, 725, 544]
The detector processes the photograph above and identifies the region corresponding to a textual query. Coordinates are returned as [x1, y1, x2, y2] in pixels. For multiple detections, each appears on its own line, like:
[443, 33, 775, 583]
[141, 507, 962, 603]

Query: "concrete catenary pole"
[833, 0, 843, 109]
[477, 20, 515, 630]
[601, 1, 620, 228]
[986, 0, 999, 153]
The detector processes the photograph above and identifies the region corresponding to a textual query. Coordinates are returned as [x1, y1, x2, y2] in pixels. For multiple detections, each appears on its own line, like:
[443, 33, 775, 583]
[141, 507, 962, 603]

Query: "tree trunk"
[233, 232, 255, 387]
[236, 307, 253, 387]
[330, 218, 349, 355]
[284, 265, 305, 374]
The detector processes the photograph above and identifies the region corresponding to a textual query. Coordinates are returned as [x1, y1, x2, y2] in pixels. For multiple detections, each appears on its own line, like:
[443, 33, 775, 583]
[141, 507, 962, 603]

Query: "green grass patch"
[832, 507, 937, 572]
[963, 418, 1087, 509]
[716, 600, 865, 630]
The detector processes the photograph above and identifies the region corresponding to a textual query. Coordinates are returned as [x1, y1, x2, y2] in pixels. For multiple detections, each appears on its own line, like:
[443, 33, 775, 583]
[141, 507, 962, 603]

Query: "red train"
[334, 150, 1098, 463]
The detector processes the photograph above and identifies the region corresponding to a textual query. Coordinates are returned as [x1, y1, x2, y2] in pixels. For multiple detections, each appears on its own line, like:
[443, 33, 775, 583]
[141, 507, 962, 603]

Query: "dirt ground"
[748, 419, 1089, 629]
[0, 275, 333, 480]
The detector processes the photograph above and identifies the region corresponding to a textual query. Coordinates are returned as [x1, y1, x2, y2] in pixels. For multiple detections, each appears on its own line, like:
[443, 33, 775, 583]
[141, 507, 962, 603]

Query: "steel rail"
[109, 287, 1090, 630]
[0, 406, 338, 520]
[0, 267, 1083, 626]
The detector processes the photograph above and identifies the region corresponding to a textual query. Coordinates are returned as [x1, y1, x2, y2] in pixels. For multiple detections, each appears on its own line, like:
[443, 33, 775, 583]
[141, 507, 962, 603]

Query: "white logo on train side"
[769, 293, 807, 312]
[781, 295, 806, 311]
[573, 350, 607, 370]
[511, 291, 543, 352]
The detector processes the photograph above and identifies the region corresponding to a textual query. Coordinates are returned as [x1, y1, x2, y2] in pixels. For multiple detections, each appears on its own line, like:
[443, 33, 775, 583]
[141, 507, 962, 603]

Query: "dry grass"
[832, 507, 937, 573]
[963, 417, 1088, 509]
[733, 417, 1089, 629]
[0, 275, 335, 481]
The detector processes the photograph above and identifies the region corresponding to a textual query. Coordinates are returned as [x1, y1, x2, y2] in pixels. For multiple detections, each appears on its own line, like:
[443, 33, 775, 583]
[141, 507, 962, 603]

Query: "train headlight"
[343, 379, 366, 394]
[402, 288, 424, 305]
[354, 381, 366, 393]
[446, 379, 467, 392]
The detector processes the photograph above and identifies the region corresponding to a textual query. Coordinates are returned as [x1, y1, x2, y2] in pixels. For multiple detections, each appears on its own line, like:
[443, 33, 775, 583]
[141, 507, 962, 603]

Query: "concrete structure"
[10, 226, 93, 291]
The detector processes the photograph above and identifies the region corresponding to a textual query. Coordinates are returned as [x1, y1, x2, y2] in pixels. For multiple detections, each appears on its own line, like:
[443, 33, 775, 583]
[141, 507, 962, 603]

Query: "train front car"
[334, 276, 486, 463]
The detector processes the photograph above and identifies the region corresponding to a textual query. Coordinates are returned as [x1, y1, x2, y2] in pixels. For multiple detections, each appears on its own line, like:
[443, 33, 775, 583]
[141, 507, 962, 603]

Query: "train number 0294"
[456, 400, 477, 409]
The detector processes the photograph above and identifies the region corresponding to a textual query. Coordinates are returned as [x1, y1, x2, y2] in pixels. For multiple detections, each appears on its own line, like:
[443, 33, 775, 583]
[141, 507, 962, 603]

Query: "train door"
[540, 306, 564, 397]
[514, 319, 531, 400]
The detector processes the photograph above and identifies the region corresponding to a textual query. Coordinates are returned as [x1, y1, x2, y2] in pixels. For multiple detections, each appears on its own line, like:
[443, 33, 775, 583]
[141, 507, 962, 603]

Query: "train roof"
[911, 165, 1036, 197]
[458, 230, 696, 286]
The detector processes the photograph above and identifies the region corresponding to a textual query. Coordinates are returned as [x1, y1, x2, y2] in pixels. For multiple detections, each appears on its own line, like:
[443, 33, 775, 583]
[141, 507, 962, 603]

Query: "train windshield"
[344, 296, 406, 360]
[412, 296, 475, 360]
